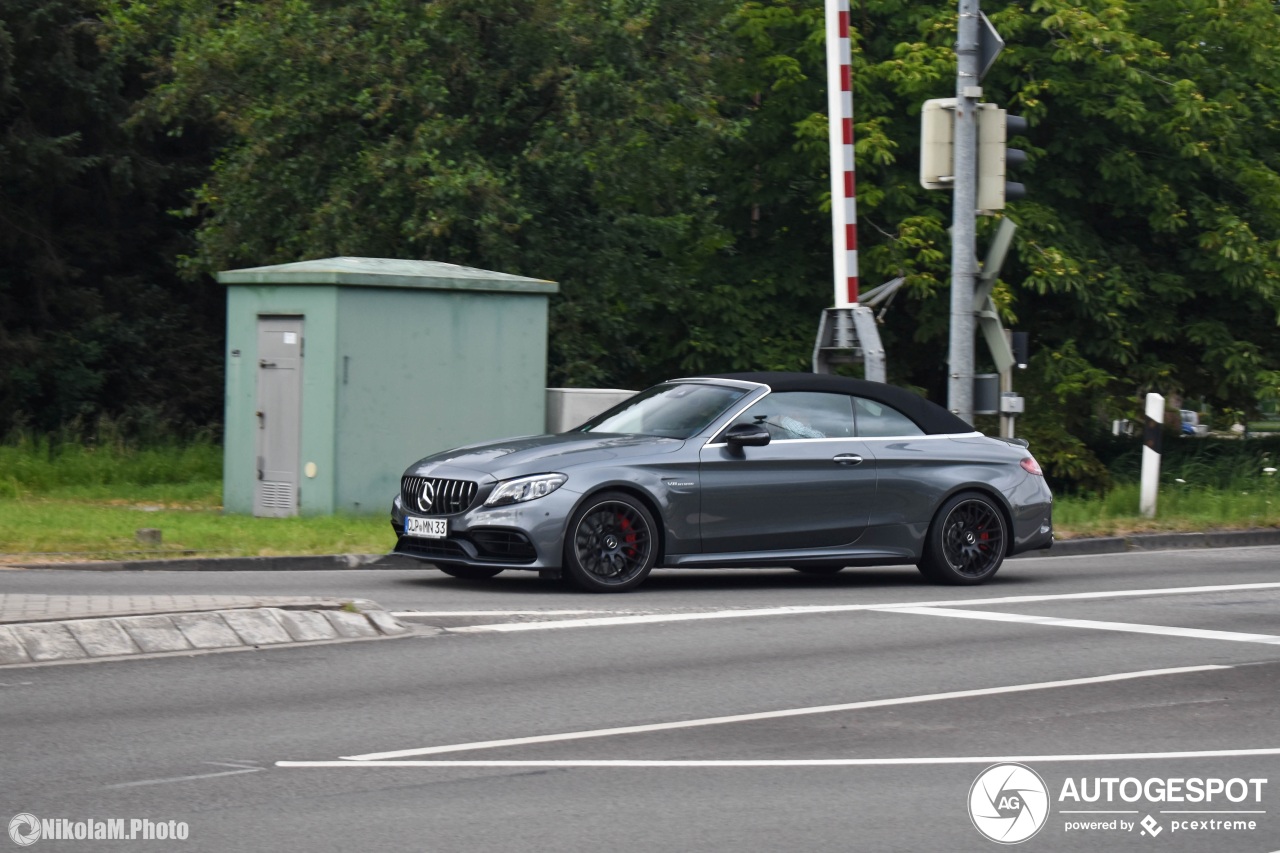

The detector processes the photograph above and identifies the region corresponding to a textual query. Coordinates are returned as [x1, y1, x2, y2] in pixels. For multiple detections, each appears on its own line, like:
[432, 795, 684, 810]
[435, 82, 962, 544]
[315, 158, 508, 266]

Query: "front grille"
[401, 476, 478, 515]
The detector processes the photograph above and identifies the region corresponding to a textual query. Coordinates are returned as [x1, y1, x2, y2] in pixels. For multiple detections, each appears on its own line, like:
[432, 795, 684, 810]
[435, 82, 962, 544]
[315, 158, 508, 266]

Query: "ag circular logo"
[8, 813, 40, 847]
[968, 763, 1050, 844]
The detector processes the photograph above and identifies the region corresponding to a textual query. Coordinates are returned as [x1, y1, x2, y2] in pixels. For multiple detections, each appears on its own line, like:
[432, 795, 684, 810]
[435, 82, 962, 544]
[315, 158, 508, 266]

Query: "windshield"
[576, 383, 749, 439]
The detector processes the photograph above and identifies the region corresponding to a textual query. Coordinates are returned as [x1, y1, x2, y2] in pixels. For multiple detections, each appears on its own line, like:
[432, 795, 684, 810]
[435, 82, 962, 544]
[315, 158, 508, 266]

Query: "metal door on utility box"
[254, 316, 303, 517]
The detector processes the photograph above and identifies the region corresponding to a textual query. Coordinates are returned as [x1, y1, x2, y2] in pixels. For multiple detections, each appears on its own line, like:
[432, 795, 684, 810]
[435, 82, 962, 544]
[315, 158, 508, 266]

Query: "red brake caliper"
[619, 515, 636, 556]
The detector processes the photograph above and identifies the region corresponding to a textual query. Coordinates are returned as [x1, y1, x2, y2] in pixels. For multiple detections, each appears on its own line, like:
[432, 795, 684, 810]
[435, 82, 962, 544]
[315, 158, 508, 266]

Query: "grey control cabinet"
[219, 257, 558, 516]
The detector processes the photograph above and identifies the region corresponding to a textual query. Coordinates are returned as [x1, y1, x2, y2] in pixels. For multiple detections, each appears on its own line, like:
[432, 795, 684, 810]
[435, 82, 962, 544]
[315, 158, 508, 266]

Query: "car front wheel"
[563, 492, 658, 593]
[917, 492, 1007, 585]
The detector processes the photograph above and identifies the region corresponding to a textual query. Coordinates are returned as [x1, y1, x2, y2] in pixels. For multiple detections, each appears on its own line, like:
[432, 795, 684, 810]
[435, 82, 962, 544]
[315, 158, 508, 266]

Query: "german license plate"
[405, 517, 447, 539]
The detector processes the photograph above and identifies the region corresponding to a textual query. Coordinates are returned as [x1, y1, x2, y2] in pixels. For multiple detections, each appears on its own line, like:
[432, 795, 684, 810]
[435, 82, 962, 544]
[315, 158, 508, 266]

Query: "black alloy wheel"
[917, 492, 1007, 585]
[563, 491, 658, 592]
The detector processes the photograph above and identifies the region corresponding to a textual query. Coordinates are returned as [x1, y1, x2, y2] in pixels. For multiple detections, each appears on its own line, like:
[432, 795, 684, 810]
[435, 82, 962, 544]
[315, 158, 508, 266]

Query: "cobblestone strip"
[0, 606, 410, 666]
[0, 594, 343, 625]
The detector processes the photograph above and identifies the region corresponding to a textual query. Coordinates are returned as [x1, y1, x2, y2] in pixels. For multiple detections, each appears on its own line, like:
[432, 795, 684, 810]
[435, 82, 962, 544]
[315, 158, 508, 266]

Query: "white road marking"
[446, 582, 1280, 633]
[203, 761, 262, 770]
[276, 747, 1280, 769]
[104, 767, 263, 789]
[394, 610, 618, 616]
[879, 606, 1280, 645]
[331, 665, 1227, 762]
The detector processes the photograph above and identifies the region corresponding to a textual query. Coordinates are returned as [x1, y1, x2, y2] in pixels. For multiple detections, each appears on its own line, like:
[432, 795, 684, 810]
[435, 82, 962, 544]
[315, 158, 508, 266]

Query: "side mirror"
[723, 423, 771, 447]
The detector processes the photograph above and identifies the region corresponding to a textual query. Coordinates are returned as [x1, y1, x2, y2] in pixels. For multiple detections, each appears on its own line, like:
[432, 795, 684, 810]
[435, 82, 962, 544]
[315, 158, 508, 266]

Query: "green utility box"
[218, 257, 558, 517]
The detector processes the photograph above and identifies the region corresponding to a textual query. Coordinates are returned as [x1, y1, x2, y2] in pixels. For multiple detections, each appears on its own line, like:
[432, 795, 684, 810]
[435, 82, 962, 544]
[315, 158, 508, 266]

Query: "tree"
[108, 0, 745, 388]
[0, 0, 219, 437]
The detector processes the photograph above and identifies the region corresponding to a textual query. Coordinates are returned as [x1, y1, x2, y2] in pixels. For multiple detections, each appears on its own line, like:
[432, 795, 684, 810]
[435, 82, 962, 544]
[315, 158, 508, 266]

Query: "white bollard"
[1140, 393, 1164, 518]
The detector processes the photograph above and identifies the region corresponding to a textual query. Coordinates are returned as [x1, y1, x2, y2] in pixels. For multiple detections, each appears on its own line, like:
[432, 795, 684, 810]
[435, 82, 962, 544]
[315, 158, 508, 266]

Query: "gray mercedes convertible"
[391, 372, 1053, 592]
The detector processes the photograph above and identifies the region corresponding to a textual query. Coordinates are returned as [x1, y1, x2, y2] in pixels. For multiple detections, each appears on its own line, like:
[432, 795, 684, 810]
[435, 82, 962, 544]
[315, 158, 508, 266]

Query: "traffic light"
[1011, 331, 1029, 368]
[919, 98, 956, 190]
[976, 104, 1027, 213]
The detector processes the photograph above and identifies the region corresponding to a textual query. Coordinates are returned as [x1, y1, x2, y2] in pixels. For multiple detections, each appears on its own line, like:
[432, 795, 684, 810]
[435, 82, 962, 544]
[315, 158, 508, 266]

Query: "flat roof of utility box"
[217, 256, 558, 294]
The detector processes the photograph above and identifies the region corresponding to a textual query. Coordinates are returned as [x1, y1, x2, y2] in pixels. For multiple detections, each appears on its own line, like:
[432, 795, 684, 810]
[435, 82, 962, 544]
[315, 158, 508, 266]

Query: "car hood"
[404, 432, 686, 482]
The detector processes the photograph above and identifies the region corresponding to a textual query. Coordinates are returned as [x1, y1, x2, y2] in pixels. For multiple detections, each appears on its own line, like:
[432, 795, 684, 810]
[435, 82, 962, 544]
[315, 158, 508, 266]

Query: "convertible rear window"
[577, 383, 748, 439]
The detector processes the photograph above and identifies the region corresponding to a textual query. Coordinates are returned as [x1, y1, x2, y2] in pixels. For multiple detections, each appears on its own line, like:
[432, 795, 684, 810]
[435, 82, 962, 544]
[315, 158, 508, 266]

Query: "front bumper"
[390, 489, 582, 571]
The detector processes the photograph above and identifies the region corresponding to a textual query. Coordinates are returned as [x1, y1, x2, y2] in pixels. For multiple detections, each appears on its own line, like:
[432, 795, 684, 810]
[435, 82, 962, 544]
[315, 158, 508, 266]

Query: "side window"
[726, 392, 854, 440]
[854, 397, 925, 437]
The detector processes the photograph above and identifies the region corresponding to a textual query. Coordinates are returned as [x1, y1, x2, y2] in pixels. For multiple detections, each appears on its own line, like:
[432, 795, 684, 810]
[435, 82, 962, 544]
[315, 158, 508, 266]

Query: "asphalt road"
[3, 548, 1279, 852]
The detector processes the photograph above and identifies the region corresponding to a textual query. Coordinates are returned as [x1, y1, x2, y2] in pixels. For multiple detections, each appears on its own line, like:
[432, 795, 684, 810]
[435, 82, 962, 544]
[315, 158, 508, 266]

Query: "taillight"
[1020, 457, 1043, 476]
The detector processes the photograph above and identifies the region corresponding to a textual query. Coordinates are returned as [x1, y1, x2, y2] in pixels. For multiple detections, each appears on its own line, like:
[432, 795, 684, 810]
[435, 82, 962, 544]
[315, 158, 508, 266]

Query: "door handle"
[832, 454, 863, 465]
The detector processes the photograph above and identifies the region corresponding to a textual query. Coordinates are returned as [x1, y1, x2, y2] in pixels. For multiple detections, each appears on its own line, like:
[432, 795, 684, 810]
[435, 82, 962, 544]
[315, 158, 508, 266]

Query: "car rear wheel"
[436, 565, 505, 580]
[917, 492, 1007, 585]
[563, 492, 658, 593]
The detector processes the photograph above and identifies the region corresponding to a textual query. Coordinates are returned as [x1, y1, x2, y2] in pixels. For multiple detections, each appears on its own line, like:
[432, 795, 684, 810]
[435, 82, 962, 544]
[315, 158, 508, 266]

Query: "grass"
[0, 497, 390, 561]
[1054, 478, 1280, 538]
[1, 431, 1278, 561]
[0, 430, 388, 560]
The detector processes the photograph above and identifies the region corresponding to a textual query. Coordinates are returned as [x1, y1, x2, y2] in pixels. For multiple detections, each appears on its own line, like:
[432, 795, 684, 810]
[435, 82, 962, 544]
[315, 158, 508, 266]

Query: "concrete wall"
[546, 388, 636, 433]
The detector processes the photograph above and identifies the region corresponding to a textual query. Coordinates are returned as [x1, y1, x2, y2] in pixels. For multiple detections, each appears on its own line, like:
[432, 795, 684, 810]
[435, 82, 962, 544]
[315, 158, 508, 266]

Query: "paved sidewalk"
[0, 594, 413, 668]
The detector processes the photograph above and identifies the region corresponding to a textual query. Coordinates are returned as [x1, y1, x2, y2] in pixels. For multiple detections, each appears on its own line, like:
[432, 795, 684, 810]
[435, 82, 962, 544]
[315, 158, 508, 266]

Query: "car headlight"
[484, 473, 567, 507]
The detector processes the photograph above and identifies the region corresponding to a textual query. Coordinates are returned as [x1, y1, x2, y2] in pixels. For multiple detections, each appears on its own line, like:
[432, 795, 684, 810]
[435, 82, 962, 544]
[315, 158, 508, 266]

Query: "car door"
[697, 391, 876, 553]
[850, 395, 946, 530]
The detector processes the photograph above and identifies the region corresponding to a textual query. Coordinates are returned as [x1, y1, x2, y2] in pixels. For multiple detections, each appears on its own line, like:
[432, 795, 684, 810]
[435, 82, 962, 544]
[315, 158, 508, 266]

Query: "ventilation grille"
[259, 481, 295, 509]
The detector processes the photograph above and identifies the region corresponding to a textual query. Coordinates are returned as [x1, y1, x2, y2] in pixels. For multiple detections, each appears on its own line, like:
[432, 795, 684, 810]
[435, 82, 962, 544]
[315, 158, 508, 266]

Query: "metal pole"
[947, 0, 981, 425]
[999, 367, 1014, 438]
[1140, 393, 1164, 518]
[825, 0, 858, 308]
[998, 329, 1014, 437]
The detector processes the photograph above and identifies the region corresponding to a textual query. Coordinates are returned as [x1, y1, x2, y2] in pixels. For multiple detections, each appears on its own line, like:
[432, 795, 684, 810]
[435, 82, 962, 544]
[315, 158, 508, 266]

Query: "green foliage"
[0, 0, 221, 435]
[1100, 434, 1280, 489]
[107, 0, 749, 388]
[716, 0, 1280, 481]
[1053, 473, 1280, 537]
[1, 418, 221, 495]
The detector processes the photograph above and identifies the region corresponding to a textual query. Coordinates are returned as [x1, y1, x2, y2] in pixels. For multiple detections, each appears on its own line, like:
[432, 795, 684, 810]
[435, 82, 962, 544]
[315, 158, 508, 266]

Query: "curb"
[3, 554, 423, 572]
[1012, 527, 1280, 558]
[0, 604, 412, 668]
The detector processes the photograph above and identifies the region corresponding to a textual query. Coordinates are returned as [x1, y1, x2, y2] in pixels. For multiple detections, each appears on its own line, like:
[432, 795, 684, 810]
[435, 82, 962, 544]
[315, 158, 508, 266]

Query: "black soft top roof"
[699, 371, 973, 436]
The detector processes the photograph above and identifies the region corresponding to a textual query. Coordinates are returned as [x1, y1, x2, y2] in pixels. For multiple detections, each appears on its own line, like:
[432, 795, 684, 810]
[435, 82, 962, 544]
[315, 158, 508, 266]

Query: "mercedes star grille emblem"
[417, 480, 435, 513]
